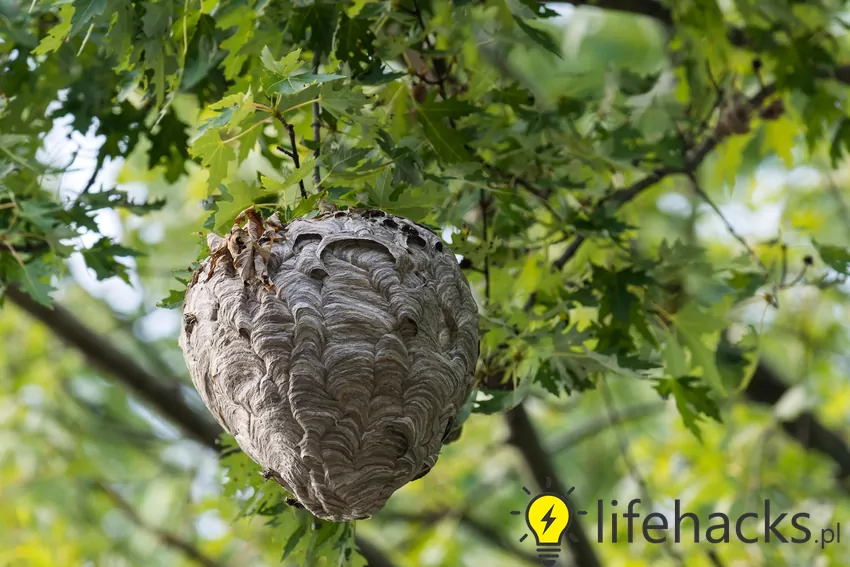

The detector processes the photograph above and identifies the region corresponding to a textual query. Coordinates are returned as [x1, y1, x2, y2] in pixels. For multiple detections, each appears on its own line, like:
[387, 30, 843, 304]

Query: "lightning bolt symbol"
[541, 504, 557, 534]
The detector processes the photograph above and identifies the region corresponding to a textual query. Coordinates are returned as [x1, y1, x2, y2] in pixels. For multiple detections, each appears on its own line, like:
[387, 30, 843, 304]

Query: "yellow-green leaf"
[190, 130, 236, 192]
[32, 4, 74, 55]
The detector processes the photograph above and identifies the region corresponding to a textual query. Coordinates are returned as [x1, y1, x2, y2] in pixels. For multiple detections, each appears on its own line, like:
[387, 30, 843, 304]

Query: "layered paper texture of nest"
[179, 207, 479, 521]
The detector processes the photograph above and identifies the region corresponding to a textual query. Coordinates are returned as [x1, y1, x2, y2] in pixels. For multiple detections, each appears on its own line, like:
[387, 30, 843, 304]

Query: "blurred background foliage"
[3, 0, 850, 565]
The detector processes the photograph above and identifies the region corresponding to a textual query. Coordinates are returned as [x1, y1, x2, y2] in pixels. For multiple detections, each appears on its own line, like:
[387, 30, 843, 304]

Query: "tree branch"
[4, 286, 221, 447]
[506, 404, 602, 567]
[5, 287, 399, 567]
[552, 83, 776, 271]
[95, 481, 227, 567]
[548, 401, 665, 453]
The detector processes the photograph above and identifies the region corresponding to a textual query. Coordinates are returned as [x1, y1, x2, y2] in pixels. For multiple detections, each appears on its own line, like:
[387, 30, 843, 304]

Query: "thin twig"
[553, 235, 586, 271]
[275, 145, 295, 160]
[687, 171, 769, 273]
[72, 151, 106, 207]
[311, 51, 322, 189]
[480, 190, 491, 302]
[270, 109, 308, 199]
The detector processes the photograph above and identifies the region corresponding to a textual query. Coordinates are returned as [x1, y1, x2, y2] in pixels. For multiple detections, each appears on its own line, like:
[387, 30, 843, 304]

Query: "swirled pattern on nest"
[178, 207, 479, 521]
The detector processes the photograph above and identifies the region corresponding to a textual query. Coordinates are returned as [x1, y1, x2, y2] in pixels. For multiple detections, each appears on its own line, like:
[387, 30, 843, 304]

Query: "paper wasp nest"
[178, 207, 479, 521]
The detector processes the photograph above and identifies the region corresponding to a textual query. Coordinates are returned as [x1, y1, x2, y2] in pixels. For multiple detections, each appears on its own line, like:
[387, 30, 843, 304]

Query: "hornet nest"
[178, 206, 479, 521]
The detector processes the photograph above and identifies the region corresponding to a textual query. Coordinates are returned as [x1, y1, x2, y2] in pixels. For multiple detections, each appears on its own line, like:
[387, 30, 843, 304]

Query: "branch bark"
[5, 286, 399, 567]
[506, 404, 602, 567]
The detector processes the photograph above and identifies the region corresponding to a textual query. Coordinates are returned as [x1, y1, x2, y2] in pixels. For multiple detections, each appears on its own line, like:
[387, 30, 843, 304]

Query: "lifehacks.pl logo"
[513, 479, 842, 566]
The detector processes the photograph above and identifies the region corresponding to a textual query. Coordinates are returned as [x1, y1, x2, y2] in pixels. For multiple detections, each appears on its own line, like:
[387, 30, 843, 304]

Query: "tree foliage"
[3, 0, 850, 565]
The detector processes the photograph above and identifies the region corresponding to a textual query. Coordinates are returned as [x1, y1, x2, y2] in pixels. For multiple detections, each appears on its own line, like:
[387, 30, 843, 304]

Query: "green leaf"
[334, 14, 376, 73]
[148, 111, 189, 182]
[420, 99, 479, 119]
[417, 107, 472, 164]
[260, 47, 303, 76]
[2, 258, 55, 307]
[661, 329, 688, 378]
[829, 117, 850, 167]
[237, 120, 263, 163]
[263, 72, 346, 96]
[319, 84, 371, 118]
[513, 16, 562, 58]
[33, 4, 74, 55]
[73, 189, 166, 216]
[516, 0, 560, 18]
[190, 130, 236, 192]
[141, 2, 170, 37]
[288, 192, 324, 221]
[654, 377, 721, 441]
[81, 237, 142, 283]
[157, 288, 186, 310]
[364, 169, 398, 208]
[70, 0, 108, 37]
[261, 158, 317, 193]
[18, 200, 61, 231]
[672, 303, 728, 395]
[181, 14, 224, 90]
[280, 517, 309, 561]
[813, 240, 850, 274]
[473, 378, 531, 414]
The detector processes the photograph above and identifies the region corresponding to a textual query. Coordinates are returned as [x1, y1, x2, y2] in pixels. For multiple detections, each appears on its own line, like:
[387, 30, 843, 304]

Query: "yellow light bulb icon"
[525, 493, 571, 567]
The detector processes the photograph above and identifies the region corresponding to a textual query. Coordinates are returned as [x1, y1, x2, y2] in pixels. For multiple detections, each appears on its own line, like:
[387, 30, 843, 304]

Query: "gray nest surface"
[179, 207, 479, 521]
